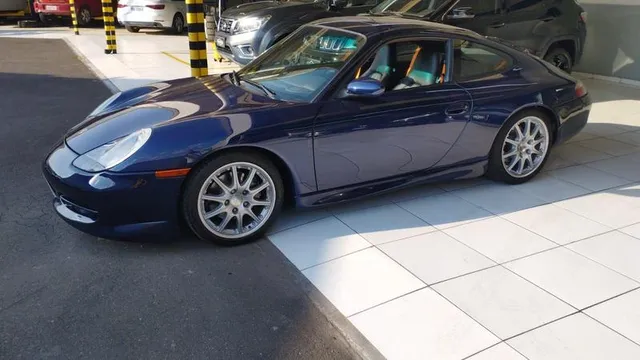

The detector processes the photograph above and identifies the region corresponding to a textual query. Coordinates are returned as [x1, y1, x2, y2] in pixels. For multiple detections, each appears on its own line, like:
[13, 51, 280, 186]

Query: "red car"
[33, 0, 104, 25]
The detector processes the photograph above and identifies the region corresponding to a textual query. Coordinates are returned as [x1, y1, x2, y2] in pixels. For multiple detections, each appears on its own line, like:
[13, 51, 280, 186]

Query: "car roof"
[308, 15, 482, 39]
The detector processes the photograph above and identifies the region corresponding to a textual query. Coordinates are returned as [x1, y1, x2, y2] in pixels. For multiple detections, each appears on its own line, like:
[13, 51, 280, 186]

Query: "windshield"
[236, 26, 366, 102]
[370, 0, 449, 16]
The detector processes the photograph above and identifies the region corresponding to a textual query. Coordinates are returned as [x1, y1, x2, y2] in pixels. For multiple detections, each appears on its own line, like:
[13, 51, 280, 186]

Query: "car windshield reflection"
[236, 26, 366, 102]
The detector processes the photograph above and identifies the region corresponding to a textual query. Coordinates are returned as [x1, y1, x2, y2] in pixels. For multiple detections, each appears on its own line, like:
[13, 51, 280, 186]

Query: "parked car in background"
[43, 16, 591, 246]
[33, 0, 102, 25]
[216, 0, 587, 73]
[117, 0, 185, 33]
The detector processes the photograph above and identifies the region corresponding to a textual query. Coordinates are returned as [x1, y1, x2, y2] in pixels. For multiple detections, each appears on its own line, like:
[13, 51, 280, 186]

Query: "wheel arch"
[182, 145, 299, 208]
[501, 103, 560, 144]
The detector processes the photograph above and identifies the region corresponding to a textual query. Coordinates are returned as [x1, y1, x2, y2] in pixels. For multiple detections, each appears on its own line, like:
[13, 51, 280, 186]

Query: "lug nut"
[231, 189, 236, 194]
[224, 200, 229, 205]
[232, 208, 238, 214]
[243, 202, 249, 207]
[242, 190, 248, 195]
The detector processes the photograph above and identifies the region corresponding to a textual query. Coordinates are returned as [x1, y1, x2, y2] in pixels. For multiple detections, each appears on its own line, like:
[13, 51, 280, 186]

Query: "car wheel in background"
[544, 47, 573, 73]
[38, 13, 52, 25]
[126, 26, 140, 33]
[487, 110, 552, 184]
[77, 6, 92, 26]
[183, 152, 284, 246]
[172, 13, 185, 34]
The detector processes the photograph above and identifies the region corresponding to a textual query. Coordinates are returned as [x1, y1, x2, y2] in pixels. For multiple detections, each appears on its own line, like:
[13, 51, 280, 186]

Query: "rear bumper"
[120, 21, 168, 29]
[555, 94, 592, 144]
[33, 2, 70, 15]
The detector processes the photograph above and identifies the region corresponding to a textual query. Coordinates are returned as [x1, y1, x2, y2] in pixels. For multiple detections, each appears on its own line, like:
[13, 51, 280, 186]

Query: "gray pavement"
[0, 38, 360, 360]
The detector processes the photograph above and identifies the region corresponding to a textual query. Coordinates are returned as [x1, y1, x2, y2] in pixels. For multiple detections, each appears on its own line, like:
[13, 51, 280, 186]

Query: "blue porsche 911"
[43, 16, 591, 245]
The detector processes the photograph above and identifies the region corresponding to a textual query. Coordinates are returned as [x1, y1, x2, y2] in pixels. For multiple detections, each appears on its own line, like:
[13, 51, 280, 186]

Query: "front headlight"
[234, 16, 270, 34]
[72, 128, 152, 172]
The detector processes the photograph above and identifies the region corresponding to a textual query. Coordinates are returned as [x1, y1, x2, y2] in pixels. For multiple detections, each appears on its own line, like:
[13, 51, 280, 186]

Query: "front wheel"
[126, 26, 140, 33]
[487, 110, 552, 184]
[182, 152, 284, 246]
[77, 6, 92, 26]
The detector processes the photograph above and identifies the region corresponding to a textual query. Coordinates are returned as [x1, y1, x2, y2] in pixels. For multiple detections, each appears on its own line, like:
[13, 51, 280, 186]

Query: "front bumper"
[213, 30, 258, 65]
[42, 142, 185, 239]
[555, 94, 592, 144]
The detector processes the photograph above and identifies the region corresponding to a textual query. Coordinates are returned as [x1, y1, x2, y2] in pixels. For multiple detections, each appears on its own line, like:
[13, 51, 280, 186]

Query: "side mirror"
[345, 79, 384, 98]
[446, 7, 476, 20]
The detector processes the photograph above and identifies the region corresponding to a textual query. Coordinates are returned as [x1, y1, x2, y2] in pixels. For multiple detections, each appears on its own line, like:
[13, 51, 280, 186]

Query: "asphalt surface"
[0, 38, 361, 360]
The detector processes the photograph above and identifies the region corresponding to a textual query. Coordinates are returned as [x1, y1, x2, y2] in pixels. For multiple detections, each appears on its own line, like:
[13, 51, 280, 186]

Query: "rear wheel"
[544, 47, 573, 73]
[487, 110, 552, 184]
[77, 6, 92, 26]
[171, 13, 185, 34]
[182, 152, 284, 246]
[126, 26, 140, 33]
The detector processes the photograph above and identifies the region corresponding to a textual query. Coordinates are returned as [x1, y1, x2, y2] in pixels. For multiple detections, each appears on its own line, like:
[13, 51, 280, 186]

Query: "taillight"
[117, 3, 127, 7]
[145, 4, 165, 9]
[579, 11, 587, 23]
[575, 81, 588, 97]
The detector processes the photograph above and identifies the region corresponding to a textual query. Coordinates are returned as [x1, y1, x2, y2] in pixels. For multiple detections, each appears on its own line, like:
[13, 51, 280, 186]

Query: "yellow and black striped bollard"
[68, 0, 79, 35]
[186, 0, 208, 77]
[101, 0, 117, 54]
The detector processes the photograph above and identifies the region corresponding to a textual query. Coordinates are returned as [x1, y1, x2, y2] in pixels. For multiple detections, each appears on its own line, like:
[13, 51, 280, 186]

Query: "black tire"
[77, 6, 92, 26]
[171, 13, 185, 34]
[487, 109, 553, 184]
[38, 13, 51, 25]
[126, 26, 140, 33]
[182, 151, 285, 246]
[544, 47, 573, 74]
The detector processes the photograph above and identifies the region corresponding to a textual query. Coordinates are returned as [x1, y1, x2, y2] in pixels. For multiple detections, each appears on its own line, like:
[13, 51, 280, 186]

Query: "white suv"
[117, 0, 186, 33]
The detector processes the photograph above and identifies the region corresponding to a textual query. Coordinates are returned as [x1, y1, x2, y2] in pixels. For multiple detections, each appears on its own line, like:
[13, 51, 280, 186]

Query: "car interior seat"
[357, 45, 392, 87]
[393, 47, 443, 90]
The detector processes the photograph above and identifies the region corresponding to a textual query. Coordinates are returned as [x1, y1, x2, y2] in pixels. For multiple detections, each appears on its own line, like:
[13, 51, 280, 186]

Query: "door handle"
[445, 102, 470, 116]
[489, 22, 505, 28]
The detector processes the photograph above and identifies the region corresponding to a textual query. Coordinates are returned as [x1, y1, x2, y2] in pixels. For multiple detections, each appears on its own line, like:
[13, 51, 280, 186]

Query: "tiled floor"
[4, 25, 640, 360]
[267, 79, 640, 359]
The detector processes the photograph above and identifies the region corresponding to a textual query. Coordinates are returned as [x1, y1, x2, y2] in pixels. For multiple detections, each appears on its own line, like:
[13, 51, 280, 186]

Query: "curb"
[574, 71, 640, 89]
[62, 36, 120, 94]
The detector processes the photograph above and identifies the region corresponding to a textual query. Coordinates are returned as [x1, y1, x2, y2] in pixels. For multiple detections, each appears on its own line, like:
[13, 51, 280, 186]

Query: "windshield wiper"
[239, 76, 277, 99]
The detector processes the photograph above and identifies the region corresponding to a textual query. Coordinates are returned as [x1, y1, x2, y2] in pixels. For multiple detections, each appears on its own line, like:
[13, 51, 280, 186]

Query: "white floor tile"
[444, 217, 556, 263]
[585, 155, 640, 182]
[512, 174, 591, 202]
[335, 203, 435, 245]
[585, 289, 640, 345]
[434, 267, 574, 339]
[452, 183, 547, 215]
[380, 231, 495, 285]
[397, 192, 493, 230]
[508, 313, 640, 360]
[620, 223, 640, 239]
[505, 247, 638, 309]
[267, 208, 331, 235]
[467, 343, 527, 360]
[350, 288, 500, 360]
[568, 231, 640, 282]
[384, 183, 445, 203]
[552, 142, 612, 164]
[564, 131, 598, 144]
[554, 191, 640, 229]
[502, 204, 611, 245]
[549, 165, 631, 192]
[327, 195, 393, 215]
[583, 122, 631, 137]
[577, 138, 640, 157]
[268, 217, 371, 270]
[303, 248, 424, 317]
[542, 153, 578, 172]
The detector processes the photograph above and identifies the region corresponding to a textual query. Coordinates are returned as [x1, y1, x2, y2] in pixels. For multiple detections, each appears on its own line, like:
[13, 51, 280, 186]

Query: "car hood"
[222, 0, 322, 18]
[65, 76, 277, 154]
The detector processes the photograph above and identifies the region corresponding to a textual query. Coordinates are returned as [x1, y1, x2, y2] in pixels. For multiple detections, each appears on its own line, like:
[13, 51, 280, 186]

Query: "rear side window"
[452, 40, 513, 81]
[456, 0, 501, 15]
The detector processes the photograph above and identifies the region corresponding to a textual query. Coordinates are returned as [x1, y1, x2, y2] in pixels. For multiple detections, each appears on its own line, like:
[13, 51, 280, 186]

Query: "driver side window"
[351, 39, 449, 93]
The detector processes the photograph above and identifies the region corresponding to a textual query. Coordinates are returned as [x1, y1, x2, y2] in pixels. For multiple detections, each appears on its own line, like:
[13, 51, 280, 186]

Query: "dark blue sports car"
[43, 16, 591, 245]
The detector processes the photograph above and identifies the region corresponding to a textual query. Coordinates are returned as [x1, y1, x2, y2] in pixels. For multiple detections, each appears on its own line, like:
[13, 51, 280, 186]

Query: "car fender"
[538, 35, 578, 59]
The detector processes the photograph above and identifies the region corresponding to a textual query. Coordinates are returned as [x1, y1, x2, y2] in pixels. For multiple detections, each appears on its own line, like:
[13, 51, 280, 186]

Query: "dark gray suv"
[215, 0, 587, 73]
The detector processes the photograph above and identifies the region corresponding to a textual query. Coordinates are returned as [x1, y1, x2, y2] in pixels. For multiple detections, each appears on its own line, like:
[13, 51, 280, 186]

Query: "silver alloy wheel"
[501, 116, 550, 178]
[197, 162, 276, 239]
